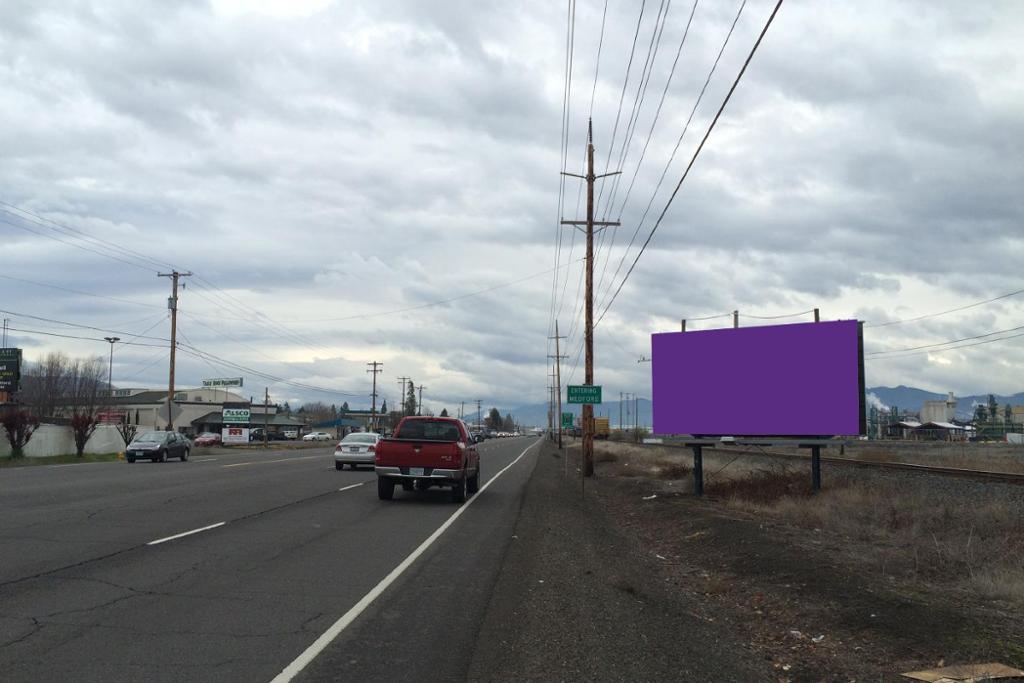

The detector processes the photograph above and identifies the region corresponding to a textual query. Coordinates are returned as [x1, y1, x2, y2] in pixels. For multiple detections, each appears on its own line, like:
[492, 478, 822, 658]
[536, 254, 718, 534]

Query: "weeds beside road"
[558, 439, 1024, 677]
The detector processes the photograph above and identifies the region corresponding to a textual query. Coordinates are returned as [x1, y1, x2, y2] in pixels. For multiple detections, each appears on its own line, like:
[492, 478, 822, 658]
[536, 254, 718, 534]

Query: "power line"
[596, 0, 748, 314]
[866, 287, 1024, 328]
[596, 0, 784, 327]
[595, 0, 701, 299]
[2, 325, 165, 348]
[0, 308, 171, 342]
[742, 309, 815, 320]
[866, 322, 1024, 357]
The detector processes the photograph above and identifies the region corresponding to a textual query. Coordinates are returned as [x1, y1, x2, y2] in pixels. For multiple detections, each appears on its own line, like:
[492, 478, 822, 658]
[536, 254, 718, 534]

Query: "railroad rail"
[651, 442, 1024, 486]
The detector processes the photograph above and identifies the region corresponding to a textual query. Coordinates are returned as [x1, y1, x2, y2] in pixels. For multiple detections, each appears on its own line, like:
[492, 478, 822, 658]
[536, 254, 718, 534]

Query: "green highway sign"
[567, 384, 601, 405]
[561, 412, 574, 429]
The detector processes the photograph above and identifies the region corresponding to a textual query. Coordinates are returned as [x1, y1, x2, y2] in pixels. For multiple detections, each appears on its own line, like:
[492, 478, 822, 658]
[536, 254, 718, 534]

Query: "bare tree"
[2, 408, 40, 459]
[66, 357, 106, 457]
[19, 352, 71, 421]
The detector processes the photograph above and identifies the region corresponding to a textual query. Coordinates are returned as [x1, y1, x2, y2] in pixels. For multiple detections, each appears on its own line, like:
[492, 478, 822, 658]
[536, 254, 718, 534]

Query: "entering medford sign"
[567, 385, 601, 404]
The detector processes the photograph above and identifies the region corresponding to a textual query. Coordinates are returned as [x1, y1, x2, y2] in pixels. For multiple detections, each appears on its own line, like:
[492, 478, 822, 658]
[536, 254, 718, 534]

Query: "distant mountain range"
[504, 387, 1024, 427]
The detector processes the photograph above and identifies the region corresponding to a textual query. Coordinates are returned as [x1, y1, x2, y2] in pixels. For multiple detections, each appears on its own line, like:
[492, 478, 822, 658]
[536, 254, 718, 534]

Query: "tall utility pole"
[417, 385, 426, 415]
[263, 387, 270, 448]
[103, 336, 120, 400]
[460, 400, 465, 420]
[397, 376, 410, 416]
[562, 120, 619, 477]
[367, 361, 383, 431]
[158, 271, 191, 430]
[548, 320, 567, 449]
[2, 317, 8, 346]
[475, 399, 482, 431]
[619, 391, 623, 432]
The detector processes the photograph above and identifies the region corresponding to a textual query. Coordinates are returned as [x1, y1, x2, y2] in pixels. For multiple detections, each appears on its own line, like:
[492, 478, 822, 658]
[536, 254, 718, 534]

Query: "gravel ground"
[469, 443, 772, 682]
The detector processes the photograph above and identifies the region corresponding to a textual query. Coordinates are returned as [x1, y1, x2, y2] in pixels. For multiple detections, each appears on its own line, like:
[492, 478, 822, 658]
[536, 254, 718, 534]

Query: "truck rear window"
[396, 421, 461, 442]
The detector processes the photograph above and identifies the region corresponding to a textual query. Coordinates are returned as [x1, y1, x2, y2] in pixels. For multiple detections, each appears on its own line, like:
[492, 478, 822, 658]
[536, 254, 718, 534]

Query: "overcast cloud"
[2, 0, 1022, 417]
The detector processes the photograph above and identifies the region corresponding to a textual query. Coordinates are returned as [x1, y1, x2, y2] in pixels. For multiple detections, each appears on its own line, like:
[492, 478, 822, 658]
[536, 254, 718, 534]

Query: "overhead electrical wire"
[866, 322, 1024, 357]
[596, 0, 784, 327]
[596, 0, 748, 314]
[594, 0, 701, 299]
[865, 329, 1024, 361]
[2, 325, 165, 348]
[866, 287, 1024, 328]
[0, 308, 171, 342]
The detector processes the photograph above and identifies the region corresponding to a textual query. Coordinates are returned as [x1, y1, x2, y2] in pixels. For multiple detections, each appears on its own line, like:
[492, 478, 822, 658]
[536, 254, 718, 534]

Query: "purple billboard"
[652, 320, 865, 437]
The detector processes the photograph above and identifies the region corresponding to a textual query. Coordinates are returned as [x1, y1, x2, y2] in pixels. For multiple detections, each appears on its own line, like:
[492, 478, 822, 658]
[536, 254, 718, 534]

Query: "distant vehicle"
[127, 431, 191, 463]
[469, 432, 485, 444]
[251, 429, 288, 442]
[595, 417, 611, 439]
[531, 428, 544, 436]
[283, 429, 298, 440]
[194, 432, 222, 447]
[374, 417, 480, 503]
[334, 432, 381, 470]
[303, 432, 331, 441]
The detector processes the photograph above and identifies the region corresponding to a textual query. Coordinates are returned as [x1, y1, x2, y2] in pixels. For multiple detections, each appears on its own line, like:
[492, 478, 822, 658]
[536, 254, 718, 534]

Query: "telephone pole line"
[263, 387, 270, 448]
[475, 399, 482, 431]
[548, 320, 567, 449]
[157, 271, 191, 430]
[561, 120, 619, 477]
[397, 376, 410, 416]
[417, 385, 426, 416]
[367, 361, 383, 431]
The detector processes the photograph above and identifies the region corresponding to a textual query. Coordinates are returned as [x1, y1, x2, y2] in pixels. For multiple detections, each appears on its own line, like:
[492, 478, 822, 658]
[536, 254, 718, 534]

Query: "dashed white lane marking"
[270, 438, 543, 683]
[337, 482, 366, 493]
[147, 522, 226, 546]
[222, 455, 323, 468]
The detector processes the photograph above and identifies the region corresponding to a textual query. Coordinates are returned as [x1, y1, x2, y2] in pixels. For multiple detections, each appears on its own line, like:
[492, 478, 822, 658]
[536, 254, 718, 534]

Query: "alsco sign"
[222, 408, 251, 424]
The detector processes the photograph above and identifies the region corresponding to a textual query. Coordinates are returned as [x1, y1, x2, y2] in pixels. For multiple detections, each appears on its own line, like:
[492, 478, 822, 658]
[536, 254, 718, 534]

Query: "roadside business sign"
[561, 412, 574, 429]
[0, 348, 23, 393]
[567, 384, 602, 405]
[203, 377, 243, 388]
[222, 427, 249, 444]
[222, 408, 251, 424]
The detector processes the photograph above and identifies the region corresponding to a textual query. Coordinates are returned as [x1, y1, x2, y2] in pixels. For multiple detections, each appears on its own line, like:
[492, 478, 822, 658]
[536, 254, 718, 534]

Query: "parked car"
[334, 432, 381, 470]
[283, 429, 299, 440]
[194, 432, 222, 447]
[302, 432, 331, 441]
[374, 417, 479, 503]
[126, 431, 191, 463]
[250, 428, 289, 442]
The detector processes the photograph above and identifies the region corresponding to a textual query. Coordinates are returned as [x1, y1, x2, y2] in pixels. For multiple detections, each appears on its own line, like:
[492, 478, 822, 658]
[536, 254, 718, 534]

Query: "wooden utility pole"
[397, 376, 410, 416]
[417, 385, 425, 416]
[367, 361, 383, 431]
[562, 120, 619, 477]
[475, 399, 482, 431]
[158, 271, 191, 430]
[263, 387, 269, 448]
[548, 320, 567, 449]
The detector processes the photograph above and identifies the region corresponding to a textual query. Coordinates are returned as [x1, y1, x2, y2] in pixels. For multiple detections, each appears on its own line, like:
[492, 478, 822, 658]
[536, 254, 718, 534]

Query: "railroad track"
[686, 444, 1024, 485]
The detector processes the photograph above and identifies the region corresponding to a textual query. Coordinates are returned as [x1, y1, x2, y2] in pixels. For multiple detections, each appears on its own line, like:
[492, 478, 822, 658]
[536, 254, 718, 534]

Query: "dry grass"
[839, 441, 1024, 474]
[734, 471, 1024, 605]
[588, 439, 1024, 606]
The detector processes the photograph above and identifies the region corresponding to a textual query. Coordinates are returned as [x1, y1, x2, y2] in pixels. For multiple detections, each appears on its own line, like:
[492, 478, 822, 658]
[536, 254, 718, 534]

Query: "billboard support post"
[691, 445, 704, 496]
[811, 445, 822, 491]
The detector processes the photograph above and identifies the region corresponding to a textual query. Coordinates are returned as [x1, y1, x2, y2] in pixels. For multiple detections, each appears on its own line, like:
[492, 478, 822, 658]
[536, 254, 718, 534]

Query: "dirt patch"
[563, 439, 1024, 679]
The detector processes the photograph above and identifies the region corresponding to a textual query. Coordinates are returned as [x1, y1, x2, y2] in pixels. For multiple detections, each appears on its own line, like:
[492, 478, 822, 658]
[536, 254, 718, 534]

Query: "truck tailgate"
[378, 440, 461, 469]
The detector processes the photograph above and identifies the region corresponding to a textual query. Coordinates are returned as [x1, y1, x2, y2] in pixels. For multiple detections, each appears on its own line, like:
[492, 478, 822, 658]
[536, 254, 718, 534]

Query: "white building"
[920, 392, 957, 424]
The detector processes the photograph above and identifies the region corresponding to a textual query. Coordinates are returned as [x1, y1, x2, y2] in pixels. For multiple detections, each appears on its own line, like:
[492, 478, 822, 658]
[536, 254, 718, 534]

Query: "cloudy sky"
[2, 0, 1022, 416]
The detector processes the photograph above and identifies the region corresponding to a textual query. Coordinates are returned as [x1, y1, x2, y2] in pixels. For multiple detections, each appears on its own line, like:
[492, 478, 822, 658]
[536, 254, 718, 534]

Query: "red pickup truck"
[374, 416, 480, 503]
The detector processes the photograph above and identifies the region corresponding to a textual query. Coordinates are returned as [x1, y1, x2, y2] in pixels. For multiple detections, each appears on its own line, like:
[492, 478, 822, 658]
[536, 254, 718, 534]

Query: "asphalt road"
[0, 436, 543, 682]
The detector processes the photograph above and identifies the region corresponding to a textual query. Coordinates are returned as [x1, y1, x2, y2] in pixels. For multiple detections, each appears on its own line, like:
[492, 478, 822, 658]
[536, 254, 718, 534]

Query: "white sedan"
[303, 432, 332, 441]
[334, 432, 381, 470]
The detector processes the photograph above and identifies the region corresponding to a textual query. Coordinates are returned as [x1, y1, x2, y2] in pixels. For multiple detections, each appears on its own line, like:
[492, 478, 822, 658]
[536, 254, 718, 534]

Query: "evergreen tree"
[404, 381, 417, 416]
[341, 402, 349, 413]
[380, 399, 388, 414]
[486, 407, 502, 429]
[440, 408, 449, 417]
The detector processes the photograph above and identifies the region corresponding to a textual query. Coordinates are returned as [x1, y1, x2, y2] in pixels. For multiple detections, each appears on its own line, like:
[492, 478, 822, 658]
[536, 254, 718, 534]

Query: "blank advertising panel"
[652, 320, 865, 437]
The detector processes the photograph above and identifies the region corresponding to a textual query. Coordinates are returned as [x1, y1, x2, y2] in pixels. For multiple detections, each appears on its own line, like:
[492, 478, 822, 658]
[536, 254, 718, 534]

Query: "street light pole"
[103, 336, 120, 398]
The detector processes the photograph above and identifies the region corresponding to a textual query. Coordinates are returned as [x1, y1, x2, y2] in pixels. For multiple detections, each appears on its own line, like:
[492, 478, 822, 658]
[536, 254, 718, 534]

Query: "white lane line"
[223, 455, 323, 468]
[270, 438, 542, 683]
[338, 482, 366, 493]
[193, 457, 217, 462]
[147, 522, 226, 546]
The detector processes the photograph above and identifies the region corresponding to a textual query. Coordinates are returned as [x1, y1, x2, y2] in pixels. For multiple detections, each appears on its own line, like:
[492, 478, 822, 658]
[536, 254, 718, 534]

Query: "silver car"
[334, 432, 380, 470]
